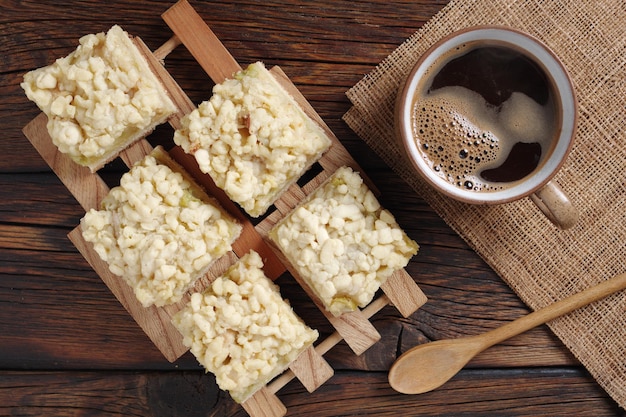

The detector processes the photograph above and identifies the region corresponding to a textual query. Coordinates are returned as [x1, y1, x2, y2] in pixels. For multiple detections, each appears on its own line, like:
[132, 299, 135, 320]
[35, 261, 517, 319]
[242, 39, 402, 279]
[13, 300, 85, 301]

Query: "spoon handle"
[479, 272, 626, 348]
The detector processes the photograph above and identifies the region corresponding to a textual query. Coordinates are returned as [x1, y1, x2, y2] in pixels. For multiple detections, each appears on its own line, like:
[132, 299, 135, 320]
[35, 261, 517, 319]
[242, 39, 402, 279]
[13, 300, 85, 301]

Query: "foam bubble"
[411, 86, 555, 192]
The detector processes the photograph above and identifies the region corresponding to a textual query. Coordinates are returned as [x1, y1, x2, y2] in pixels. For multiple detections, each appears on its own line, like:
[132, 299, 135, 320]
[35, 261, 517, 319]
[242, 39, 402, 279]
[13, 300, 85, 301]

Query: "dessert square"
[173, 61, 332, 217]
[270, 166, 419, 316]
[81, 147, 241, 307]
[21, 25, 176, 172]
[172, 250, 318, 403]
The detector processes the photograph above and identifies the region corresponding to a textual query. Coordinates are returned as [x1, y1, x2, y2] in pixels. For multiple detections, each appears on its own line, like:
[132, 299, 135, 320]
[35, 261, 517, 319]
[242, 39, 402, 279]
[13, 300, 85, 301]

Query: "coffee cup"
[395, 26, 578, 229]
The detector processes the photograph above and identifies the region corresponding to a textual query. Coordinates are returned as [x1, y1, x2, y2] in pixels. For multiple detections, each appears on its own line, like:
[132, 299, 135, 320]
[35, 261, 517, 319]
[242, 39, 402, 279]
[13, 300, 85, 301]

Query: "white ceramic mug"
[395, 26, 578, 229]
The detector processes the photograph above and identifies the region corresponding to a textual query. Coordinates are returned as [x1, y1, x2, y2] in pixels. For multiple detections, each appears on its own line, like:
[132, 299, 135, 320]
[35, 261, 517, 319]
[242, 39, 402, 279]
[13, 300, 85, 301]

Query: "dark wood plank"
[0, 0, 622, 415]
[0, 370, 621, 417]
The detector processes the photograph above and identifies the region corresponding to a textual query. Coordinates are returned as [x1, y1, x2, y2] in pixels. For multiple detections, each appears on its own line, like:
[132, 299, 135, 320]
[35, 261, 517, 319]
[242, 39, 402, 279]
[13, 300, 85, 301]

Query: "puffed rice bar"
[81, 147, 241, 307]
[270, 166, 419, 316]
[172, 250, 318, 403]
[173, 61, 332, 217]
[21, 25, 176, 172]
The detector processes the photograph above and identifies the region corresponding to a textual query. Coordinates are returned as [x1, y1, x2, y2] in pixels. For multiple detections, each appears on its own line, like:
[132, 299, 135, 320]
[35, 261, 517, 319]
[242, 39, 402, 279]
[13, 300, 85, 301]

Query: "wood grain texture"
[0, 369, 621, 417]
[1, 0, 623, 415]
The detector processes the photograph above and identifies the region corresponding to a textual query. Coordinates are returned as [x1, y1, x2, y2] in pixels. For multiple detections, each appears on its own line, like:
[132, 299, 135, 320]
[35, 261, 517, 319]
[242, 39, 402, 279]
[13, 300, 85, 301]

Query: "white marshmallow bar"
[270, 166, 419, 316]
[172, 250, 318, 403]
[174, 61, 332, 217]
[81, 147, 241, 307]
[21, 25, 176, 172]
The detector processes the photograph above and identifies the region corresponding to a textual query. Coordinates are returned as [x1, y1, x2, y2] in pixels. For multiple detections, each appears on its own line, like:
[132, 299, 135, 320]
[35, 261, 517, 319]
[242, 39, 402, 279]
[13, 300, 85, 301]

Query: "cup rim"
[396, 25, 578, 204]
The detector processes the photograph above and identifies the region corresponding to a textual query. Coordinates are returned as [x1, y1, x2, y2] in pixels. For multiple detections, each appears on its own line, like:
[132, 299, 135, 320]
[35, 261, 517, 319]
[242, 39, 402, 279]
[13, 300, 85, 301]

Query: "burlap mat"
[344, 0, 626, 409]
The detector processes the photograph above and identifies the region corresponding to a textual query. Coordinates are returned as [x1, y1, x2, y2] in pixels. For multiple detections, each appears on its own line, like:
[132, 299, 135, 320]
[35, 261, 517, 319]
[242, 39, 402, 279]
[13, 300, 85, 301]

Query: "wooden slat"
[301, 169, 332, 195]
[22, 114, 110, 212]
[152, 35, 182, 61]
[119, 139, 153, 168]
[161, 0, 242, 84]
[327, 310, 382, 355]
[381, 269, 428, 318]
[241, 387, 287, 417]
[274, 183, 307, 215]
[288, 345, 334, 393]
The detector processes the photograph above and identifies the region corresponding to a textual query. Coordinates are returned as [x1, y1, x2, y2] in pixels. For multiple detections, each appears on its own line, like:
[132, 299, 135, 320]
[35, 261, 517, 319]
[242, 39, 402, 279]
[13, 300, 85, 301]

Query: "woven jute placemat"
[344, 0, 626, 408]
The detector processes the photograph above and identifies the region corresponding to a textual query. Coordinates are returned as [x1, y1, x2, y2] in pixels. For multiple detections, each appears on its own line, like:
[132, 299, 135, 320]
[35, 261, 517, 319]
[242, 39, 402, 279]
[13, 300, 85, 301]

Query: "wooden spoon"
[388, 272, 626, 394]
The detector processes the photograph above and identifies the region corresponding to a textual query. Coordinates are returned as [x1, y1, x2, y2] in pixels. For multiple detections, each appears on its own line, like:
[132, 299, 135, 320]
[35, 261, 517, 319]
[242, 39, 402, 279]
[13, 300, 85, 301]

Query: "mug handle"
[529, 181, 578, 229]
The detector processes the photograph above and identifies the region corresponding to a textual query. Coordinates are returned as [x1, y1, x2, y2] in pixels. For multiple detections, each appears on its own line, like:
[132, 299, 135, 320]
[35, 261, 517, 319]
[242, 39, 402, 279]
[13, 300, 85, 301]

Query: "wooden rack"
[21, 1, 427, 415]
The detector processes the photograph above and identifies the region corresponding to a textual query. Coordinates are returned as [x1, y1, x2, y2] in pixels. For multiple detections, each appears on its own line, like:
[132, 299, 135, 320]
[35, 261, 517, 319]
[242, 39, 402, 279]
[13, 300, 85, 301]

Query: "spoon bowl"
[388, 272, 626, 395]
[389, 336, 484, 394]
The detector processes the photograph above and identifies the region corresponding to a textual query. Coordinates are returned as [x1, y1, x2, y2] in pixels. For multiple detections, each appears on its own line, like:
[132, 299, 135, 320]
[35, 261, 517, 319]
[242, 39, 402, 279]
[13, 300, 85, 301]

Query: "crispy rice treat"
[81, 147, 241, 307]
[173, 61, 332, 217]
[270, 166, 419, 317]
[172, 250, 318, 403]
[21, 25, 176, 172]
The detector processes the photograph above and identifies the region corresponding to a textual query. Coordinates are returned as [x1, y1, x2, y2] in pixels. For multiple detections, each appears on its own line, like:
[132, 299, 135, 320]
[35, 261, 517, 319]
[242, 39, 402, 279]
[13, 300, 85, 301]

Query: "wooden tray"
[21, 1, 427, 415]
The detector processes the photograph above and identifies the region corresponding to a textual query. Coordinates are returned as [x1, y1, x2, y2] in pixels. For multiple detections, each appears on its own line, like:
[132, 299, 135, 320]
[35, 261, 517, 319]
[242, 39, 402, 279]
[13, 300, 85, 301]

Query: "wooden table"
[1, 1, 623, 415]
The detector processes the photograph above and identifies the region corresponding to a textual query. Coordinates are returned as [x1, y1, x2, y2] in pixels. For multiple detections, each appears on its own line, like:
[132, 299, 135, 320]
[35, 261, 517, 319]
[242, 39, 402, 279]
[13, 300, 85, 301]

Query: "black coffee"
[429, 45, 551, 108]
[411, 42, 558, 191]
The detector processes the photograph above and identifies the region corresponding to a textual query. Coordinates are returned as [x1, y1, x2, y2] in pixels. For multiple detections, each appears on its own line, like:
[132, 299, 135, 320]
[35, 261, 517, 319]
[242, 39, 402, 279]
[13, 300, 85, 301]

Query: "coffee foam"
[411, 86, 555, 191]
